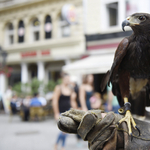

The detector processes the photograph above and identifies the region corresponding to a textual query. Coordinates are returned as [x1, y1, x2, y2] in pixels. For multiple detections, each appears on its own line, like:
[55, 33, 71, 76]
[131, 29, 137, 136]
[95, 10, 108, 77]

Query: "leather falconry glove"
[57, 109, 150, 150]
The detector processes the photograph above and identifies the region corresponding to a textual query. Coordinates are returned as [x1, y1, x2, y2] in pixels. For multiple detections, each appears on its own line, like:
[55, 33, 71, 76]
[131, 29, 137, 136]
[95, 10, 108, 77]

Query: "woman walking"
[53, 73, 77, 150]
[79, 74, 94, 111]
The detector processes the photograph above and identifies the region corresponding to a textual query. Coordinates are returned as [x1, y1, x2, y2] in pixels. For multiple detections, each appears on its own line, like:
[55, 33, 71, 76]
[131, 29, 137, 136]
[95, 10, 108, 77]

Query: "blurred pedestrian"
[70, 76, 83, 147]
[79, 74, 94, 111]
[38, 96, 47, 106]
[4, 86, 13, 113]
[30, 93, 42, 107]
[53, 72, 77, 150]
[22, 96, 31, 121]
[106, 83, 120, 113]
[70, 76, 81, 109]
[0, 91, 4, 112]
[10, 95, 17, 114]
[90, 92, 103, 109]
[5, 86, 13, 100]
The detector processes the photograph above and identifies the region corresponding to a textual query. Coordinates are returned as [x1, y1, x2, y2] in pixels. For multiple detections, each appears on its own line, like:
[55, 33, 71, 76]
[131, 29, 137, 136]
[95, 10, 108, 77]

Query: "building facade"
[63, 0, 150, 93]
[85, 0, 150, 55]
[1, 0, 150, 94]
[0, 0, 85, 94]
[86, 0, 150, 93]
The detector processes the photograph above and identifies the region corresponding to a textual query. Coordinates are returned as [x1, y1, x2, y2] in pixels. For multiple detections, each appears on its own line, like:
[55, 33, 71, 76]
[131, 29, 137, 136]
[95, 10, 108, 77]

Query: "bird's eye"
[138, 16, 146, 21]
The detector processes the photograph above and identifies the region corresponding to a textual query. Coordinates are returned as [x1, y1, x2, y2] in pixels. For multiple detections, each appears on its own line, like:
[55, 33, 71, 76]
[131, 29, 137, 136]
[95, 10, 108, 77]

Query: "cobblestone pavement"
[0, 114, 88, 150]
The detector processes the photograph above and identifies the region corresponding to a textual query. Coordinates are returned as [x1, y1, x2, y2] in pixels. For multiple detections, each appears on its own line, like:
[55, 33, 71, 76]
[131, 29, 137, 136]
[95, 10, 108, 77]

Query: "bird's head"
[122, 13, 150, 33]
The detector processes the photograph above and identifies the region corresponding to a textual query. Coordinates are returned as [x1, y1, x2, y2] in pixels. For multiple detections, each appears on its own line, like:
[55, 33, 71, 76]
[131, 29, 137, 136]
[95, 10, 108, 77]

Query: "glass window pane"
[9, 35, 13, 44]
[45, 15, 52, 39]
[62, 26, 70, 37]
[18, 20, 25, 43]
[107, 2, 118, 26]
[34, 31, 39, 41]
[8, 23, 13, 30]
[33, 18, 40, 26]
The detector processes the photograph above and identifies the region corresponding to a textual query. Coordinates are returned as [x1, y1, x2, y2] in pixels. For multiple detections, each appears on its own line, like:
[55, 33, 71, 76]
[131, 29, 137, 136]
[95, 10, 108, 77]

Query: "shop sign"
[21, 50, 50, 58]
[41, 50, 50, 55]
[21, 51, 37, 58]
[61, 4, 77, 24]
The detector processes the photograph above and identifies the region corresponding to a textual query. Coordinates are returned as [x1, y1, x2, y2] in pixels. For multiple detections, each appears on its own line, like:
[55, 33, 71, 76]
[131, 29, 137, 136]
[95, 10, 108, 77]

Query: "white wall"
[83, 0, 101, 34]
[137, 0, 150, 13]
[84, 0, 150, 35]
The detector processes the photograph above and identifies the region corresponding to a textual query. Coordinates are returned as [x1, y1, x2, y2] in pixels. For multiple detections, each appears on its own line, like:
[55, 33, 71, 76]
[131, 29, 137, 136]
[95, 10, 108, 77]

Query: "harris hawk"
[101, 13, 150, 139]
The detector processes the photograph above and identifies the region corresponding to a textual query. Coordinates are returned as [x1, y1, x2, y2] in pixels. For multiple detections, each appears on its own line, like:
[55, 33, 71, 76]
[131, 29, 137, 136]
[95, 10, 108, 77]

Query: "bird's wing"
[101, 38, 129, 91]
[109, 38, 129, 82]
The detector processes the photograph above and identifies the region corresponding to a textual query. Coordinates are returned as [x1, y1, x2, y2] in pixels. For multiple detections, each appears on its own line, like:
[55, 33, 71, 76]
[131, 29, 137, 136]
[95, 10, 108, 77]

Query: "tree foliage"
[12, 77, 61, 97]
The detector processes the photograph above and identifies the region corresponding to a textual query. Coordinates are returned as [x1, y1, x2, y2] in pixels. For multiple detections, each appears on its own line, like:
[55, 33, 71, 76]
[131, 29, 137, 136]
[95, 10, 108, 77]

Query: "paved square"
[0, 115, 88, 150]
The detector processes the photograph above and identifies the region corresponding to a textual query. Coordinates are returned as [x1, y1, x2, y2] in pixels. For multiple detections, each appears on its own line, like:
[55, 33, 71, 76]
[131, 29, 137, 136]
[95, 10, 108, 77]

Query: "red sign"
[0, 66, 12, 77]
[41, 50, 50, 55]
[21, 51, 37, 58]
[87, 43, 119, 51]
[81, 55, 89, 59]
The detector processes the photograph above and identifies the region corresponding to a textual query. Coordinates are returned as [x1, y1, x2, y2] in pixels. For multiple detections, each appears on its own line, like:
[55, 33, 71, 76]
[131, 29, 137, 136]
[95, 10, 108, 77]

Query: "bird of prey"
[101, 13, 150, 139]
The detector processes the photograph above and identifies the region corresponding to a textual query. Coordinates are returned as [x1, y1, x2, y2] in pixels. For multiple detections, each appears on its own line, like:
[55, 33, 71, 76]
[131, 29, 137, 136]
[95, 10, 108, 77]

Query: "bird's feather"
[101, 38, 129, 91]
[109, 38, 129, 83]
[100, 70, 110, 92]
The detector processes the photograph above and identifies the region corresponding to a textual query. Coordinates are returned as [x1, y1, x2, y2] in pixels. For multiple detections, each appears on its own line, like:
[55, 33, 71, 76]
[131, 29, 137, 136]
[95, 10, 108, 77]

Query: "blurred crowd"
[0, 85, 53, 121]
[52, 72, 120, 150]
[0, 72, 120, 150]
[10, 93, 48, 121]
[0, 72, 119, 120]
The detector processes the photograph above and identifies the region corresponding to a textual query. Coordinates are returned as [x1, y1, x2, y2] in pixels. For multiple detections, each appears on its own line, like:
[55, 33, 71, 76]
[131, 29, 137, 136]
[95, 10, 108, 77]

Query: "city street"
[0, 114, 88, 150]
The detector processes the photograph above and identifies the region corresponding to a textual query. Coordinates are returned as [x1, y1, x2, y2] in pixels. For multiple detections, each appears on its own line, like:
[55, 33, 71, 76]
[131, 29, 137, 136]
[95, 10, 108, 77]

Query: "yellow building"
[0, 0, 85, 94]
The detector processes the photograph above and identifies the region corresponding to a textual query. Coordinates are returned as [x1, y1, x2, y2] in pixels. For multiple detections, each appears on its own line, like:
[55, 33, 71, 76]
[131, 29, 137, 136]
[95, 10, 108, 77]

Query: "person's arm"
[79, 85, 88, 111]
[52, 85, 61, 120]
[30, 99, 33, 107]
[70, 91, 78, 109]
[107, 91, 113, 111]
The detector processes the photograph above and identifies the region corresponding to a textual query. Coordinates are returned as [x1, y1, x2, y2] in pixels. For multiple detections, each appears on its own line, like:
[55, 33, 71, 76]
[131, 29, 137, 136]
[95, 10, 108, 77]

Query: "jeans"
[112, 105, 120, 114]
[56, 132, 67, 147]
[104, 103, 120, 114]
[10, 102, 17, 114]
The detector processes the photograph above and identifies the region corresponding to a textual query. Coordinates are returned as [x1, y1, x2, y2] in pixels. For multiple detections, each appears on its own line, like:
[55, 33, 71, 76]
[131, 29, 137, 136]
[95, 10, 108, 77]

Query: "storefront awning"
[62, 54, 114, 75]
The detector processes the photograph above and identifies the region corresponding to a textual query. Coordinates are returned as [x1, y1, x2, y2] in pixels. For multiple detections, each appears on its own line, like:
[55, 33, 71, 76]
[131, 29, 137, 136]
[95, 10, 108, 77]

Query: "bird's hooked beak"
[122, 17, 130, 32]
[122, 16, 139, 32]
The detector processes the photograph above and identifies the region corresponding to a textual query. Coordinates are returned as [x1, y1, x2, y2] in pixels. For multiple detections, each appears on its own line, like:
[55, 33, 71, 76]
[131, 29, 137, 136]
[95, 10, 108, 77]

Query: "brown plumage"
[101, 13, 150, 106]
[101, 13, 150, 136]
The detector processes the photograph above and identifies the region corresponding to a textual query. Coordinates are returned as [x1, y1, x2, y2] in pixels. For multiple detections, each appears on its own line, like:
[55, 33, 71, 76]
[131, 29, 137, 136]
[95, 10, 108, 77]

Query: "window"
[33, 18, 40, 27]
[18, 20, 25, 43]
[6, 23, 14, 45]
[59, 15, 71, 37]
[34, 31, 39, 41]
[45, 15, 52, 39]
[107, 2, 118, 26]
[9, 35, 13, 44]
[31, 18, 40, 41]
[8, 23, 13, 30]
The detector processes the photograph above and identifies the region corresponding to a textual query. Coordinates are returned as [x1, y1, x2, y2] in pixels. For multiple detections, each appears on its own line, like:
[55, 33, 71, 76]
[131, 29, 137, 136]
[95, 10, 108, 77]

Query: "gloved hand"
[57, 109, 150, 150]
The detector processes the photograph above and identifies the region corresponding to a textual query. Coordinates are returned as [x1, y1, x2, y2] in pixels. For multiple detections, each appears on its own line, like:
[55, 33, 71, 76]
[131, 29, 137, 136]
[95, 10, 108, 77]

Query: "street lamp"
[0, 47, 8, 113]
[0, 47, 7, 68]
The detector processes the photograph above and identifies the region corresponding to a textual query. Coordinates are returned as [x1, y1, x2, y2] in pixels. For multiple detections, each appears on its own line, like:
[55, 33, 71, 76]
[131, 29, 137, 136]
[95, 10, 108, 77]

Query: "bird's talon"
[135, 126, 140, 136]
[130, 133, 133, 141]
[117, 122, 120, 126]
